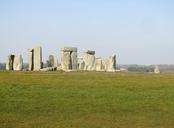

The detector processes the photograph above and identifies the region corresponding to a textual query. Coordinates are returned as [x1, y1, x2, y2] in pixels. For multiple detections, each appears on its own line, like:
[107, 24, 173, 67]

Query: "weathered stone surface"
[13, 55, 23, 71]
[79, 58, 85, 70]
[61, 47, 77, 52]
[61, 51, 71, 70]
[6, 54, 23, 71]
[6, 56, 11, 70]
[6, 55, 15, 71]
[154, 65, 160, 74]
[101, 60, 107, 71]
[28, 48, 34, 71]
[79, 50, 116, 72]
[83, 50, 95, 71]
[71, 51, 78, 69]
[28, 46, 42, 71]
[95, 57, 103, 71]
[47, 55, 57, 67]
[48, 55, 54, 67]
[104, 54, 116, 72]
[61, 47, 78, 71]
[56, 64, 62, 71]
[54, 59, 58, 67]
[34, 47, 42, 71]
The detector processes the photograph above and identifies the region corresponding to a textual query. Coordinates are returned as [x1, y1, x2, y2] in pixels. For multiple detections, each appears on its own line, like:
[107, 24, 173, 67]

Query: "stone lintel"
[28, 48, 34, 52]
[61, 47, 77, 52]
[85, 50, 95, 55]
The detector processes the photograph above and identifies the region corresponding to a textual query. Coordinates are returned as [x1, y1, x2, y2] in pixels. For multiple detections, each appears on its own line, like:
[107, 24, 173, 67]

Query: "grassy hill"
[0, 71, 174, 128]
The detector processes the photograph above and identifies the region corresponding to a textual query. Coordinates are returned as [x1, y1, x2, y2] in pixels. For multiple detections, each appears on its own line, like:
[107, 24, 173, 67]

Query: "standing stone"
[61, 47, 78, 71]
[13, 55, 23, 71]
[6, 57, 10, 70]
[6, 55, 11, 70]
[28, 48, 34, 71]
[83, 50, 95, 71]
[101, 60, 106, 71]
[104, 54, 116, 72]
[71, 51, 78, 69]
[6, 55, 15, 70]
[154, 65, 160, 74]
[6, 54, 23, 71]
[79, 58, 85, 70]
[28, 46, 42, 71]
[49, 55, 54, 67]
[54, 58, 58, 68]
[34, 47, 42, 71]
[47, 55, 58, 68]
[61, 51, 71, 70]
[47, 55, 54, 67]
[95, 57, 103, 71]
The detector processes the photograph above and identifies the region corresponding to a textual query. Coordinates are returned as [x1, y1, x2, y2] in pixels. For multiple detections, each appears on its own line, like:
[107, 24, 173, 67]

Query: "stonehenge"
[5, 46, 117, 72]
[61, 47, 78, 71]
[6, 54, 23, 71]
[28, 46, 42, 71]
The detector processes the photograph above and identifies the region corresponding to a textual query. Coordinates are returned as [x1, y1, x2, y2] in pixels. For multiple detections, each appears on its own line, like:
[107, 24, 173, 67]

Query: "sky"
[0, 0, 174, 64]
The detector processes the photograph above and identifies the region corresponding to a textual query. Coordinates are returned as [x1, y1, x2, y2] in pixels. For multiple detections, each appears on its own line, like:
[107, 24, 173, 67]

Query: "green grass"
[0, 71, 174, 128]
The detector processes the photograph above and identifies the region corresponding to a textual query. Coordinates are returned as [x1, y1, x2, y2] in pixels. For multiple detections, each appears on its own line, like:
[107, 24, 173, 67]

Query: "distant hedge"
[128, 66, 154, 72]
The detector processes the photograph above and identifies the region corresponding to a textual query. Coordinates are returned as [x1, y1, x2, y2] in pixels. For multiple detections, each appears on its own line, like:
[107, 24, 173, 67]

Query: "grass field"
[0, 71, 174, 128]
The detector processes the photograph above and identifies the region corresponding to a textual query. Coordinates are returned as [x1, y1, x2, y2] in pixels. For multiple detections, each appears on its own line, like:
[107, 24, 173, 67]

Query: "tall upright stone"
[6, 55, 15, 70]
[83, 50, 95, 71]
[34, 47, 42, 71]
[6, 54, 23, 71]
[28, 48, 34, 71]
[13, 55, 23, 71]
[54, 58, 58, 68]
[154, 65, 160, 74]
[79, 58, 85, 70]
[61, 47, 78, 71]
[71, 51, 78, 69]
[104, 54, 116, 72]
[6, 56, 10, 70]
[48, 55, 54, 67]
[95, 57, 103, 71]
[47, 55, 58, 67]
[28, 46, 42, 71]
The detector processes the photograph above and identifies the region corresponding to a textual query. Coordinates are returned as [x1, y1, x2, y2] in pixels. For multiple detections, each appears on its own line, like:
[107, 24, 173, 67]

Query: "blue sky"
[0, 0, 174, 64]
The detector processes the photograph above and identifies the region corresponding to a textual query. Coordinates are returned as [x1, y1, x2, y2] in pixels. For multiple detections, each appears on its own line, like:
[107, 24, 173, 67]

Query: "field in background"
[0, 71, 174, 128]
